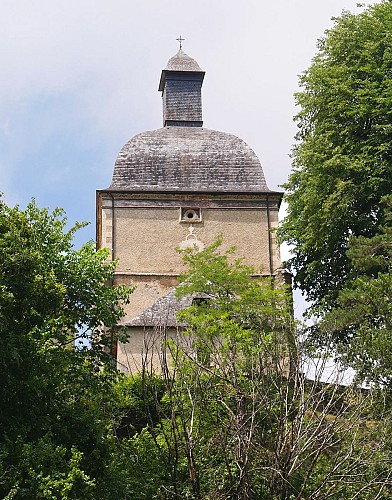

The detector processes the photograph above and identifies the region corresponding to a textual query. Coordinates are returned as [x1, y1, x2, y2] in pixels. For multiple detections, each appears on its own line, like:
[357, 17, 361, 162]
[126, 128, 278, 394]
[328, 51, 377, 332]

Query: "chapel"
[96, 47, 284, 372]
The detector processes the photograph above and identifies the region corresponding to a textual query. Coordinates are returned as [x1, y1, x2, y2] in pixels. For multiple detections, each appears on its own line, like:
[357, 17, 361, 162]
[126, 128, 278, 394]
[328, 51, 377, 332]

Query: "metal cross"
[176, 35, 185, 50]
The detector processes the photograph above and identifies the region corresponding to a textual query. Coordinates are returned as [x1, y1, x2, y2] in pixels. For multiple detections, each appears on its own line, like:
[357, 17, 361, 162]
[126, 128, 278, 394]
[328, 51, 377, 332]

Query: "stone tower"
[96, 48, 283, 372]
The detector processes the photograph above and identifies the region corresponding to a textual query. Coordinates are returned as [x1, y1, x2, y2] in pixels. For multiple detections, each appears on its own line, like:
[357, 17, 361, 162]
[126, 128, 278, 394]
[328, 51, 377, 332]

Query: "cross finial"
[176, 35, 185, 50]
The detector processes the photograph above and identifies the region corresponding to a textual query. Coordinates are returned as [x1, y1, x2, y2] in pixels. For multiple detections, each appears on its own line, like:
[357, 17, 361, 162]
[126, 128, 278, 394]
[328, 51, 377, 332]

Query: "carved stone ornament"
[178, 225, 205, 251]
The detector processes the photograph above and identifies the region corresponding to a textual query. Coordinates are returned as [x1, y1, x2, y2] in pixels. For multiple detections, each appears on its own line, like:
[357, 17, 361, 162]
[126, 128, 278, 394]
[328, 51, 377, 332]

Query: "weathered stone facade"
[96, 48, 284, 372]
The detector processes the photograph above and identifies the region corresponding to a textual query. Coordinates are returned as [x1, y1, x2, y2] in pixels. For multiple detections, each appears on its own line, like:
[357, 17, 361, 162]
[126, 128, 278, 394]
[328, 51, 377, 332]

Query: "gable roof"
[122, 288, 192, 328]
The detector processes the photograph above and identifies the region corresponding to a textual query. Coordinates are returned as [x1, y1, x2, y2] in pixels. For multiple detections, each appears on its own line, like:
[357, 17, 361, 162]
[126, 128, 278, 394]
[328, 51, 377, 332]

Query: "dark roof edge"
[97, 188, 283, 196]
[159, 69, 205, 92]
[97, 189, 284, 210]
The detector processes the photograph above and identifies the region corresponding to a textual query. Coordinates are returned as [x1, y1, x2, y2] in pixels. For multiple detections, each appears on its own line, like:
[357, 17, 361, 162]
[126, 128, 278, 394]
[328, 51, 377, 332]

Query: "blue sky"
[1, 1, 377, 299]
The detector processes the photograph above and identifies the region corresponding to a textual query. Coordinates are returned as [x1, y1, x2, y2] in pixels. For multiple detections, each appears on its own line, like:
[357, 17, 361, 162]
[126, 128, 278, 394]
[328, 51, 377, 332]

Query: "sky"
[0, 0, 379, 318]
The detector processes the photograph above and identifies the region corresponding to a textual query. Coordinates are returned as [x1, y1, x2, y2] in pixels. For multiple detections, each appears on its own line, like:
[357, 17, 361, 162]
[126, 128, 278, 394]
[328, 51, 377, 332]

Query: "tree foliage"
[124, 240, 392, 499]
[0, 198, 133, 498]
[279, 1, 392, 312]
[320, 195, 392, 386]
[3, 205, 392, 498]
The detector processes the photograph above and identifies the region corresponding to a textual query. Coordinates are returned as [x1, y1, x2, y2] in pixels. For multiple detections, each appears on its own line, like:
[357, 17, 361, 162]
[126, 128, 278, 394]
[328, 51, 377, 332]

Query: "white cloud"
[0, 0, 378, 203]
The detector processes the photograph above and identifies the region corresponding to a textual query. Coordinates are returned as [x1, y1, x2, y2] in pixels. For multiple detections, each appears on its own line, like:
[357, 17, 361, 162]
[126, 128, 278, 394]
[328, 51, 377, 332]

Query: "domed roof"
[110, 126, 269, 192]
[165, 48, 203, 72]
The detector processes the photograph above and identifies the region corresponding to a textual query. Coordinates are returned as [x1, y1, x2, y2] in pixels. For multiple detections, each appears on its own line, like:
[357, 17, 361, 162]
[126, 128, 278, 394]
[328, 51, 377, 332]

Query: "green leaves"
[1, 437, 97, 499]
[176, 238, 294, 364]
[127, 239, 392, 498]
[0, 198, 134, 498]
[280, 1, 392, 311]
[320, 196, 392, 385]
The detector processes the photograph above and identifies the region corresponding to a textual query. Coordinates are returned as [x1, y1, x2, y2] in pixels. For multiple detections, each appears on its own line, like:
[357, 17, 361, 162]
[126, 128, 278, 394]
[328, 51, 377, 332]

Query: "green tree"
[133, 240, 296, 498]
[128, 240, 392, 499]
[0, 198, 133, 498]
[174, 241, 295, 498]
[279, 1, 392, 313]
[320, 195, 392, 386]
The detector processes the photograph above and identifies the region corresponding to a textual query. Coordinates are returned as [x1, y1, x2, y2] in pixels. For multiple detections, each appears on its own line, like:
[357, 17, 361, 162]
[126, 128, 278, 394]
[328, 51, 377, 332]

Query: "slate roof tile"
[110, 126, 270, 192]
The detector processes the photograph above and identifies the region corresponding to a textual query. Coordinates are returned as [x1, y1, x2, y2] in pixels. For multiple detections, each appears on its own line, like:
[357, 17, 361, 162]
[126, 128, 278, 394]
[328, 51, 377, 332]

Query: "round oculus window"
[180, 208, 202, 222]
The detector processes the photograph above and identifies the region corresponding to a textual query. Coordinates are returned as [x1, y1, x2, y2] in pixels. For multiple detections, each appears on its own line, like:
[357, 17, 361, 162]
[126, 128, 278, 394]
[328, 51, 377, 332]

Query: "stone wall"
[97, 190, 283, 370]
[113, 206, 276, 274]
